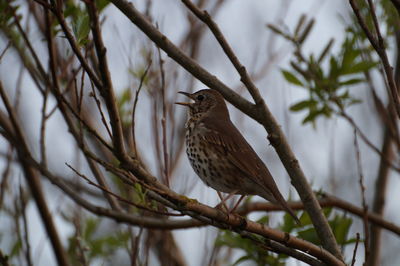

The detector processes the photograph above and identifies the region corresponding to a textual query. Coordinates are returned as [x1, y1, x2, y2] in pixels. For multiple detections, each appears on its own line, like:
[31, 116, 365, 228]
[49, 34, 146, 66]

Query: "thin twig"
[19, 185, 33, 266]
[132, 59, 152, 156]
[238, 194, 400, 237]
[239, 231, 325, 266]
[45, 5, 123, 212]
[0, 81, 71, 266]
[65, 163, 183, 217]
[349, 0, 400, 119]
[0, 147, 12, 209]
[351, 233, 361, 266]
[367, 31, 400, 266]
[157, 47, 169, 187]
[71, 212, 88, 266]
[78, 69, 85, 115]
[32, 0, 103, 89]
[89, 82, 113, 141]
[0, 41, 11, 61]
[341, 111, 400, 173]
[353, 129, 370, 262]
[73, 77, 84, 144]
[54, 87, 114, 152]
[131, 227, 143, 266]
[39, 87, 49, 167]
[86, 1, 127, 158]
[6, 1, 47, 85]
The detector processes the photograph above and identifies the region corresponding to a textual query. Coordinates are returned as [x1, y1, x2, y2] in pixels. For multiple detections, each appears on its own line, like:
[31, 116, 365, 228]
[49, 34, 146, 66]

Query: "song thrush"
[176, 89, 300, 224]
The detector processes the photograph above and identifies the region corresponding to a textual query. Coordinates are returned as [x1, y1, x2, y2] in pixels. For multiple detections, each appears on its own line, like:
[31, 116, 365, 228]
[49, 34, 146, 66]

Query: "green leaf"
[133, 183, 147, 204]
[215, 231, 283, 265]
[342, 61, 378, 75]
[297, 228, 320, 245]
[330, 215, 353, 245]
[339, 78, 364, 86]
[281, 70, 304, 86]
[118, 89, 132, 107]
[348, 99, 362, 105]
[341, 39, 360, 69]
[320, 105, 332, 117]
[10, 239, 22, 257]
[72, 14, 90, 45]
[302, 109, 322, 124]
[64, 0, 81, 19]
[84, 218, 100, 240]
[298, 211, 313, 226]
[96, 0, 110, 11]
[289, 99, 317, 112]
[233, 255, 252, 265]
[329, 56, 339, 79]
[280, 212, 295, 232]
[322, 207, 333, 218]
[256, 215, 269, 225]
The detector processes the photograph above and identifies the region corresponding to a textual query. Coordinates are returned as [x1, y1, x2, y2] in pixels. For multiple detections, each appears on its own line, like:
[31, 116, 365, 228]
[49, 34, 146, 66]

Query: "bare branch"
[19, 185, 33, 266]
[340, 111, 400, 173]
[351, 233, 361, 266]
[157, 47, 170, 187]
[43, 8, 121, 211]
[0, 82, 70, 266]
[238, 195, 400, 237]
[354, 130, 370, 262]
[89, 83, 113, 141]
[86, 1, 127, 158]
[32, 0, 103, 89]
[349, 0, 400, 119]
[132, 59, 152, 156]
[66, 162, 183, 217]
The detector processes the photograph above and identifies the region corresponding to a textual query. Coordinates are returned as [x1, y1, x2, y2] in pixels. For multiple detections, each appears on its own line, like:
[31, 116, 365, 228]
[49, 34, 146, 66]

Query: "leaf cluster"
[66, 216, 130, 264]
[0, 0, 19, 29]
[59, 0, 110, 46]
[215, 220, 286, 266]
[270, 14, 381, 125]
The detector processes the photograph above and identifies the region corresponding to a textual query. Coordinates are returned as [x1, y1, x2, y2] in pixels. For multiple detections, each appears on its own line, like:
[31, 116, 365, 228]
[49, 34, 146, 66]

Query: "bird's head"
[175, 89, 229, 120]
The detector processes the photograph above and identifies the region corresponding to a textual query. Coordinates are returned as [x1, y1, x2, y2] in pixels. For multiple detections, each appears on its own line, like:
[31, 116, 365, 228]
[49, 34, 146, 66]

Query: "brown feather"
[201, 115, 301, 224]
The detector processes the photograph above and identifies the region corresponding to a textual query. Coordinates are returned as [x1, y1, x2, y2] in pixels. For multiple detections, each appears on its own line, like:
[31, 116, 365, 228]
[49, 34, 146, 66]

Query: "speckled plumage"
[176, 89, 299, 224]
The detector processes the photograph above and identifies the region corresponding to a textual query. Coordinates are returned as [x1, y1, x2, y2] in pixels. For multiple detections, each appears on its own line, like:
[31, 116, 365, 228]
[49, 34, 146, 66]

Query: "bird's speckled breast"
[185, 119, 237, 193]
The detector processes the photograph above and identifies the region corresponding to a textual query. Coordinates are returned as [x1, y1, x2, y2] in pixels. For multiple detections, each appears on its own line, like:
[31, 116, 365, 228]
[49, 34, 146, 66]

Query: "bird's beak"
[175, 91, 195, 107]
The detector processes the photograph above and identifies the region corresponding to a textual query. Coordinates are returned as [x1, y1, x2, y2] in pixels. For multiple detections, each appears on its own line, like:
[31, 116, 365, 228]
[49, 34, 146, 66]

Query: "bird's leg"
[229, 195, 246, 214]
[215, 190, 240, 212]
[215, 191, 229, 211]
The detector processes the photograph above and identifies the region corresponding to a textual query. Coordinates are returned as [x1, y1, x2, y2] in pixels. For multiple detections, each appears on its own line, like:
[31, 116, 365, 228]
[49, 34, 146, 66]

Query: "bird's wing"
[200, 116, 301, 225]
[200, 116, 276, 194]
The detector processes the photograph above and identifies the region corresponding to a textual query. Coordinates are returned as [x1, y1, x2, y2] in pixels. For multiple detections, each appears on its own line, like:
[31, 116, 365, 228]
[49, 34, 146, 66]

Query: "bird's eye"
[196, 94, 205, 101]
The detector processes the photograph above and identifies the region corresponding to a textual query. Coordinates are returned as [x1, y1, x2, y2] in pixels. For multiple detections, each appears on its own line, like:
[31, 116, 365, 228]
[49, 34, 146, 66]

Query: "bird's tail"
[262, 192, 301, 226]
[281, 202, 301, 226]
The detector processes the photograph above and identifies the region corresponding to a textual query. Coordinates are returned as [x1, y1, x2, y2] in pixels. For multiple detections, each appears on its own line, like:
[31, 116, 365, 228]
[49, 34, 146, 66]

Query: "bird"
[175, 89, 300, 225]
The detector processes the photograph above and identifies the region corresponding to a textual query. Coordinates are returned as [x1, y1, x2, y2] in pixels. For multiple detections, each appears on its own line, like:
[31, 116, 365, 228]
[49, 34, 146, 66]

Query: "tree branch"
[43, 7, 122, 211]
[86, 1, 127, 158]
[238, 195, 400, 237]
[2, 140, 343, 265]
[349, 0, 400, 119]
[109, 0, 343, 260]
[367, 29, 400, 266]
[0, 83, 70, 266]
